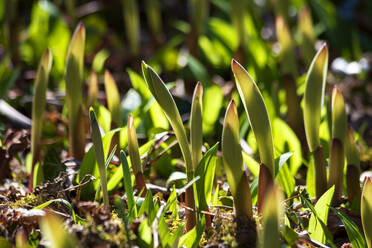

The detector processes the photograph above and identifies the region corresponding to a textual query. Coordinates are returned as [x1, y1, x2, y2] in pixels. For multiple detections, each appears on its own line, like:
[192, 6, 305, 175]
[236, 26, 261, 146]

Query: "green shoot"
[190, 82, 203, 171]
[120, 150, 137, 219]
[89, 108, 109, 207]
[222, 100, 252, 220]
[361, 177, 372, 248]
[141, 61, 196, 230]
[65, 22, 86, 160]
[127, 114, 147, 195]
[328, 87, 347, 201]
[259, 185, 283, 248]
[346, 126, 361, 209]
[231, 59, 274, 214]
[303, 44, 328, 198]
[30, 49, 52, 188]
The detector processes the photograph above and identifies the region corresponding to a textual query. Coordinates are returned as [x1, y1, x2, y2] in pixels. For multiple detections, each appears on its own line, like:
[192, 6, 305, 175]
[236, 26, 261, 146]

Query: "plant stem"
[257, 163, 274, 215]
[313, 146, 327, 199]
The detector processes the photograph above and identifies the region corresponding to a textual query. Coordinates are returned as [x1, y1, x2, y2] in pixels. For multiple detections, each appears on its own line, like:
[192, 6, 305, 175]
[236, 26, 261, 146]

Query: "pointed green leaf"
[231, 59, 275, 175]
[331, 207, 366, 248]
[361, 178, 372, 248]
[222, 100, 252, 219]
[141, 62, 193, 176]
[303, 44, 328, 152]
[190, 82, 203, 169]
[308, 186, 335, 244]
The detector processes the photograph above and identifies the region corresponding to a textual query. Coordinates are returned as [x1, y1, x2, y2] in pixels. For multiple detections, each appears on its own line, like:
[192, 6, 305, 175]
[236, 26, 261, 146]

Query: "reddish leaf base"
[135, 172, 147, 197]
[257, 164, 274, 215]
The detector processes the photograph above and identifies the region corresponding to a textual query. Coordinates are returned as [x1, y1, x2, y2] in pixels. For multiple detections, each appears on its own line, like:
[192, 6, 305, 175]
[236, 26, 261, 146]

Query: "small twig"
[210, 205, 234, 210]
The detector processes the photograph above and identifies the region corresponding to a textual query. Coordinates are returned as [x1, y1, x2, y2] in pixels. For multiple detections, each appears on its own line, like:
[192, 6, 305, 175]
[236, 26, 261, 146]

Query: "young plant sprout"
[65, 22, 86, 160]
[361, 178, 372, 248]
[127, 114, 147, 196]
[30, 49, 52, 189]
[231, 59, 275, 214]
[89, 108, 109, 207]
[222, 100, 255, 245]
[303, 44, 328, 198]
[345, 126, 361, 209]
[141, 61, 196, 231]
[328, 86, 347, 201]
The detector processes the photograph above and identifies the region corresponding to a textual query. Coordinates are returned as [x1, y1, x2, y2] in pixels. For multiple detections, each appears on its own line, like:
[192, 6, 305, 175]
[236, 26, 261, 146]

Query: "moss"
[8, 193, 41, 208]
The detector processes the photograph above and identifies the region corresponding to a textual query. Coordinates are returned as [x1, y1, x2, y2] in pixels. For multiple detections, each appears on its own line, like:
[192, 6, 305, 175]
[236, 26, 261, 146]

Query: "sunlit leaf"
[361, 178, 372, 247]
[259, 185, 283, 248]
[89, 108, 109, 207]
[308, 186, 335, 244]
[190, 82, 203, 169]
[231, 59, 275, 175]
[222, 100, 252, 219]
[331, 207, 366, 248]
[303, 44, 328, 152]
